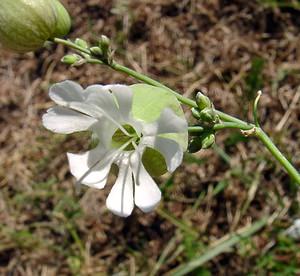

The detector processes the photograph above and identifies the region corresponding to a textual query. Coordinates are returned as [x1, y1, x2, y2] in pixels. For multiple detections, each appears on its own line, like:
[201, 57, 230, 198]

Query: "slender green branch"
[188, 122, 254, 134]
[255, 128, 300, 184]
[54, 37, 91, 55]
[111, 63, 197, 108]
[188, 126, 205, 133]
[214, 122, 254, 131]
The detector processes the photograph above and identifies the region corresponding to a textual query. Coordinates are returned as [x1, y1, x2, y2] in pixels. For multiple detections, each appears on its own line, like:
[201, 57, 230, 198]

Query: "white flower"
[43, 80, 187, 217]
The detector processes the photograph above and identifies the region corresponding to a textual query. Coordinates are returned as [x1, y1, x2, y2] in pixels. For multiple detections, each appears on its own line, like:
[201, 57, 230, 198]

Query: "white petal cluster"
[43, 81, 187, 217]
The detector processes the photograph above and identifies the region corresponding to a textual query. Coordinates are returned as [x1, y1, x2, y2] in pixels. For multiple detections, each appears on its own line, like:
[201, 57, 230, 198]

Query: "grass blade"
[167, 217, 269, 276]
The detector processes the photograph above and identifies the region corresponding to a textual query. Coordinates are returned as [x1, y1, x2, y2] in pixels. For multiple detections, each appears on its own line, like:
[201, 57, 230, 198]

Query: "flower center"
[111, 124, 140, 151]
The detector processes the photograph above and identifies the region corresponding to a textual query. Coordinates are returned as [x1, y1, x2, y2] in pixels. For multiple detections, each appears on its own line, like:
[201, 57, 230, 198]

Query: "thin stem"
[188, 122, 254, 134]
[54, 37, 91, 55]
[213, 122, 254, 131]
[255, 128, 300, 184]
[111, 63, 197, 108]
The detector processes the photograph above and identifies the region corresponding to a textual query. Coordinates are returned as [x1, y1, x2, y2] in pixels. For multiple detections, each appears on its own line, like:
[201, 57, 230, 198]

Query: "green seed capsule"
[51, 0, 71, 39]
[0, 0, 71, 53]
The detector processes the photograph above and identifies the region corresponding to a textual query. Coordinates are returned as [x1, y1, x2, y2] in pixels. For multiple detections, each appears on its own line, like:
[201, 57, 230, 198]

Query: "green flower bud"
[99, 35, 110, 52]
[90, 46, 103, 57]
[98, 35, 113, 64]
[0, 0, 71, 53]
[188, 132, 215, 153]
[199, 107, 218, 125]
[75, 38, 88, 49]
[61, 54, 81, 65]
[201, 133, 215, 149]
[51, 0, 71, 38]
[191, 107, 201, 119]
[196, 91, 211, 110]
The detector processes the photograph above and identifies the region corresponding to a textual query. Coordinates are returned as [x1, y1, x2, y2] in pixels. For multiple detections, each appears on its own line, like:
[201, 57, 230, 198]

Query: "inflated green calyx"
[0, 0, 71, 53]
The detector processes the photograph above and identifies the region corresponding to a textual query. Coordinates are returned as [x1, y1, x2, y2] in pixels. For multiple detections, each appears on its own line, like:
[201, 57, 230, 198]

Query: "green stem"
[188, 122, 254, 134]
[52, 37, 300, 184]
[54, 37, 91, 55]
[111, 63, 197, 108]
[255, 128, 300, 184]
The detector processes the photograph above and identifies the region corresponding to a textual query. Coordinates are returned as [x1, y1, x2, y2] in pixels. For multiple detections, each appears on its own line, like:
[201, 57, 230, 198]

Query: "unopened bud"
[61, 54, 82, 65]
[98, 35, 112, 63]
[188, 132, 215, 153]
[99, 35, 110, 51]
[199, 108, 218, 125]
[201, 133, 215, 149]
[196, 92, 211, 110]
[90, 46, 103, 57]
[75, 38, 88, 49]
[191, 108, 201, 119]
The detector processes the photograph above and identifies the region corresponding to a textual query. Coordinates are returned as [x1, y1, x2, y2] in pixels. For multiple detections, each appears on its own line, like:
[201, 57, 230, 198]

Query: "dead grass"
[0, 0, 299, 275]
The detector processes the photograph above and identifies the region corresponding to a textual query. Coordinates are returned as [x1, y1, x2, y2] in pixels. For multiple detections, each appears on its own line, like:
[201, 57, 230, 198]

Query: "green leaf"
[131, 84, 188, 176]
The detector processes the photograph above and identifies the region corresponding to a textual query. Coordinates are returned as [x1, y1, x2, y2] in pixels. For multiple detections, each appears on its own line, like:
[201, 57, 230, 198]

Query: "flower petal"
[143, 108, 188, 136]
[106, 84, 133, 121]
[106, 160, 134, 217]
[142, 136, 183, 172]
[42, 106, 97, 134]
[49, 80, 85, 105]
[130, 153, 161, 212]
[85, 86, 120, 121]
[91, 119, 118, 148]
[67, 146, 114, 189]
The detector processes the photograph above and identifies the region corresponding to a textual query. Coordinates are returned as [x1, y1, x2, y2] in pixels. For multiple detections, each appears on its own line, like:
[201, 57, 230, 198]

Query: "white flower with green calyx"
[42, 81, 188, 217]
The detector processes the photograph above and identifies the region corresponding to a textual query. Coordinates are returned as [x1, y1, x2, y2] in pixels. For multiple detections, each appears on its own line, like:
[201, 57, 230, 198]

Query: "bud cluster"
[61, 35, 114, 67]
[90, 35, 113, 65]
[189, 91, 219, 152]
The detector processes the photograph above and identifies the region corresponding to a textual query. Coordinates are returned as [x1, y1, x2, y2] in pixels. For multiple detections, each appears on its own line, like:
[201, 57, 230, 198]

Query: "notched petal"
[131, 154, 161, 213]
[106, 161, 134, 217]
